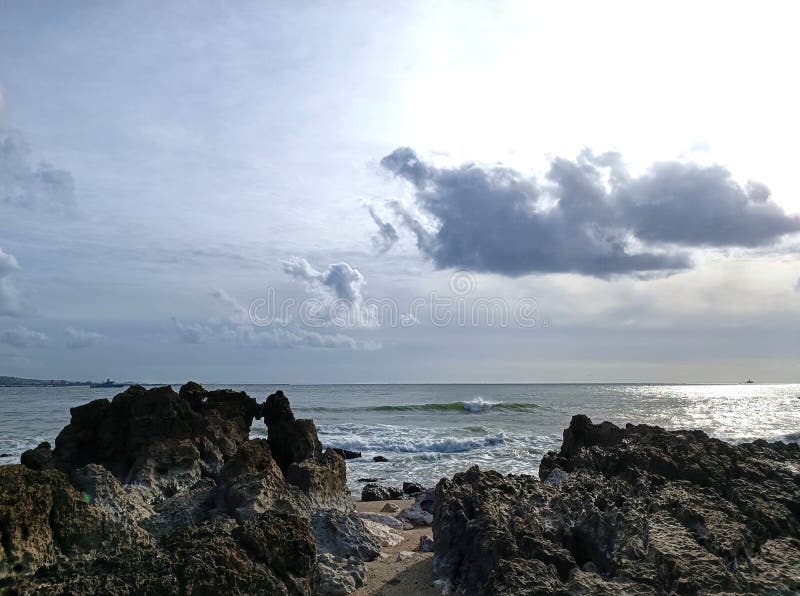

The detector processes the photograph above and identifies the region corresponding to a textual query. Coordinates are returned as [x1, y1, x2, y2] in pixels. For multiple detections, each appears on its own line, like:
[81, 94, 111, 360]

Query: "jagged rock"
[38, 384, 261, 502]
[361, 483, 403, 501]
[69, 463, 154, 528]
[433, 415, 800, 595]
[216, 438, 309, 521]
[0, 464, 142, 580]
[381, 502, 400, 513]
[6, 385, 376, 595]
[286, 449, 352, 512]
[402, 481, 426, 495]
[396, 550, 415, 562]
[372, 455, 388, 462]
[312, 509, 380, 562]
[20, 441, 54, 470]
[330, 448, 362, 460]
[264, 390, 322, 473]
[400, 488, 435, 526]
[317, 553, 366, 595]
[141, 478, 218, 537]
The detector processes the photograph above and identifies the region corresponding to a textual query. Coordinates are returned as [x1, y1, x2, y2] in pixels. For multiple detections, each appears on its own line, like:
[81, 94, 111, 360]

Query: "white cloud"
[172, 288, 379, 350]
[0, 325, 47, 348]
[64, 326, 103, 349]
[0, 128, 76, 213]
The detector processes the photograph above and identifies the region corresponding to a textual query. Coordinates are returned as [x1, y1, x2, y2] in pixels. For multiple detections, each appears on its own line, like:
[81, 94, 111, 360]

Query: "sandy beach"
[352, 498, 437, 596]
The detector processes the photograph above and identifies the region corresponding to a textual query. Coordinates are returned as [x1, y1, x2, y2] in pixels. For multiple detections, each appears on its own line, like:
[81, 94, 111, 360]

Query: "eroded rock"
[361, 483, 402, 501]
[433, 415, 800, 595]
[8, 384, 374, 595]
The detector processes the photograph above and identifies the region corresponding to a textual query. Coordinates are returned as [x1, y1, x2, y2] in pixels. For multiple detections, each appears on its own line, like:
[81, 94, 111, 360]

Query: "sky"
[1, 0, 799, 383]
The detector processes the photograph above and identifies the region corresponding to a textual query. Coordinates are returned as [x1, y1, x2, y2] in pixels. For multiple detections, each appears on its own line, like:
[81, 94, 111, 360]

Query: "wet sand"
[352, 499, 438, 596]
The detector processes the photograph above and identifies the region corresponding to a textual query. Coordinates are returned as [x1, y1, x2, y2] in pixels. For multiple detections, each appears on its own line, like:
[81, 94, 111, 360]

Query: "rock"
[395, 550, 415, 562]
[37, 384, 261, 502]
[400, 488, 435, 526]
[358, 511, 406, 530]
[141, 478, 218, 537]
[5, 384, 378, 595]
[312, 509, 380, 562]
[433, 415, 800, 595]
[381, 502, 400, 513]
[330, 448, 362, 460]
[0, 464, 143, 579]
[372, 455, 388, 462]
[216, 438, 309, 521]
[264, 390, 321, 474]
[69, 463, 154, 528]
[361, 483, 403, 501]
[317, 552, 366, 595]
[361, 519, 404, 547]
[286, 449, 352, 511]
[20, 441, 54, 470]
[402, 481, 426, 495]
[418, 535, 434, 552]
[357, 477, 380, 482]
[543, 467, 569, 485]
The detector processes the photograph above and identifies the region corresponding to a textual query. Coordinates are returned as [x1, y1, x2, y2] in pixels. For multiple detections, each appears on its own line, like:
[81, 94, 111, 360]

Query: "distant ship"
[90, 379, 126, 388]
[745, 378, 755, 384]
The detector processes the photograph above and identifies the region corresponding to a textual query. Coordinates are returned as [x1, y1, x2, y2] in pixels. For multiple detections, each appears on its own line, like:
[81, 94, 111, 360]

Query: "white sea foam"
[462, 397, 500, 412]
[323, 431, 505, 454]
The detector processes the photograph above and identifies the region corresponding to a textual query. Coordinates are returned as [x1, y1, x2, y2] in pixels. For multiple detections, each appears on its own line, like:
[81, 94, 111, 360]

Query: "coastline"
[1, 384, 798, 594]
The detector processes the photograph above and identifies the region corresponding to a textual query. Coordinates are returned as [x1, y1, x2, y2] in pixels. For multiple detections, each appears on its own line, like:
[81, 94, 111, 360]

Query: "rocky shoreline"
[1, 386, 798, 594]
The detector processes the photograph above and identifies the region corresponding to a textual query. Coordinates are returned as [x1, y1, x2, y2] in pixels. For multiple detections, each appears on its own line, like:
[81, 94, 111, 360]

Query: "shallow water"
[2, 383, 798, 493]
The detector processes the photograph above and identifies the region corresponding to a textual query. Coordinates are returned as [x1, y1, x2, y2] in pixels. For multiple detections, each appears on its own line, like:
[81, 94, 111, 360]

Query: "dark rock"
[35, 383, 261, 501]
[5, 384, 376, 595]
[7, 512, 318, 595]
[286, 449, 352, 511]
[0, 464, 145, 579]
[361, 483, 403, 502]
[264, 390, 322, 474]
[20, 441, 54, 470]
[330, 448, 362, 460]
[357, 477, 380, 483]
[433, 416, 800, 595]
[372, 455, 388, 462]
[402, 481, 426, 495]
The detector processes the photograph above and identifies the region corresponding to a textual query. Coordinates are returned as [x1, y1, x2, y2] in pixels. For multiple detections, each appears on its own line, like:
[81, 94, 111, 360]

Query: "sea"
[2, 383, 799, 494]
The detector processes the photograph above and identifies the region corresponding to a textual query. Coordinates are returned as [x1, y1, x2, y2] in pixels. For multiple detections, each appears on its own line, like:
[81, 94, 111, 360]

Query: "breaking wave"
[301, 398, 538, 415]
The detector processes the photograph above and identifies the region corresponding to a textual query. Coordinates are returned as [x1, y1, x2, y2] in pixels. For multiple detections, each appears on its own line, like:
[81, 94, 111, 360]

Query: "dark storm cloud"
[380, 148, 800, 277]
[0, 128, 76, 213]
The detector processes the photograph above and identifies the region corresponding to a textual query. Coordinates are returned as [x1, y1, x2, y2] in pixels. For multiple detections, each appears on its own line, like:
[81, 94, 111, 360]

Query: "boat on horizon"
[90, 379, 127, 388]
[745, 378, 755, 384]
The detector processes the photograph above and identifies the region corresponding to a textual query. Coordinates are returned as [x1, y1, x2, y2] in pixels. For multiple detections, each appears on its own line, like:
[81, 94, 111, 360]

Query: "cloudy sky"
[1, 1, 799, 383]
